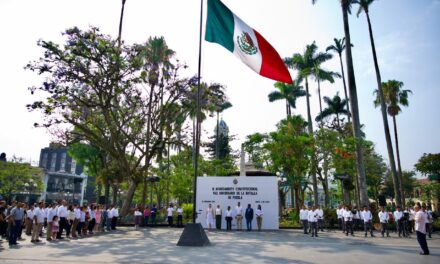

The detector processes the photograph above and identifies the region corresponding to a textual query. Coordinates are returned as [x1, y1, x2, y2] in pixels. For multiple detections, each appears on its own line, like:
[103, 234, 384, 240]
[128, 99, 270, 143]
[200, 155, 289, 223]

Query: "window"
[71, 159, 77, 174]
[50, 153, 57, 171]
[60, 153, 66, 172]
[42, 153, 48, 169]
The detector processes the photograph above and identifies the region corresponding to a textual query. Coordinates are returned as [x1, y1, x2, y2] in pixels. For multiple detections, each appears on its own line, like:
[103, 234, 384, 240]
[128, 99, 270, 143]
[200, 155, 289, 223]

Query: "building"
[39, 143, 94, 205]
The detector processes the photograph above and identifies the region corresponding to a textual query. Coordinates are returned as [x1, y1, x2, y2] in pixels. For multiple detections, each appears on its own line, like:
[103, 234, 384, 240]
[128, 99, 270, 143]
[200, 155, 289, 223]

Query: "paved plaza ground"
[0, 227, 439, 264]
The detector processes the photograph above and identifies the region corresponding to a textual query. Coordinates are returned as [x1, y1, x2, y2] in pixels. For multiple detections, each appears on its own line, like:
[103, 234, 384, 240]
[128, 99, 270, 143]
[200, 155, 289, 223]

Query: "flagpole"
[192, 0, 204, 224]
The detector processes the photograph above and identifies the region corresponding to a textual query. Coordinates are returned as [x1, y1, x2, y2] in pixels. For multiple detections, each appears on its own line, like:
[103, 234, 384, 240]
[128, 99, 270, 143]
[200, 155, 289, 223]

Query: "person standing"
[67, 205, 75, 236]
[71, 204, 80, 238]
[57, 200, 68, 239]
[151, 205, 157, 226]
[134, 207, 142, 230]
[112, 206, 119, 230]
[317, 205, 324, 232]
[245, 204, 254, 231]
[31, 202, 44, 243]
[51, 216, 59, 240]
[106, 206, 112, 231]
[344, 206, 354, 236]
[94, 205, 102, 232]
[235, 202, 243, 231]
[88, 205, 96, 235]
[361, 206, 374, 237]
[205, 204, 214, 230]
[225, 206, 233, 231]
[215, 205, 222, 230]
[25, 204, 34, 236]
[167, 204, 174, 227]
[256, 204, 263, 231]
[176, 205, 183, 228]
[46, 204, 56, 241]
[426, 206, 433, 239]
[300, 206, 309, 234]
[308, 206, 318, 237]
[393, 206, 404, 237]
[378, 206, 389, 237]
[414, 204, 430, 255]
[8, 202, 24, 246]
[408, 206, 415, 233]
[337, 205, 344, 233]
[144, 206, 151, 227]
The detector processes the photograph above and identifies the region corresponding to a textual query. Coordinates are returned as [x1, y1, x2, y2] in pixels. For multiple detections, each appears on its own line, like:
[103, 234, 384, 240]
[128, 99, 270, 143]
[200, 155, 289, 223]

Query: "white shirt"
[47, 208, 57, 223]
[393, 211, 403, 221]
[74, 208, 81, 219]
[316, 209, 324, 220]
[353, 211, 360, 219]
[57, 205, 68, 218]
[167, 207, 174, 217]
[336, 208, 342, 219]
[113, 208, 119, 217]
[110, 208, 115, 218]
[33, 207, 45, 224]
[378, 211, 389, 223]
[177, 208, 183, 215]
[343, 210, 353, 221]
[361, 210, 372, 222]
[226, 209, 232, 217]
[256, 209, 263, 217]
[235, 206, 243, 216]
[215, 208, 222, 215]
[134, 210, 142, 216]
[80, 211, 86, 222]
[26, 209, 34, 219]
[415, 211, 427, 234]
[299, 209, 309, 220]
[408, 209, 415, 221]
[308, 210, 318, 222]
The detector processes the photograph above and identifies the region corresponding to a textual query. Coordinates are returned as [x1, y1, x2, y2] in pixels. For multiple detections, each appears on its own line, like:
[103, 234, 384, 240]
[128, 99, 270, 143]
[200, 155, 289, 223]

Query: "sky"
[0, 0, 439, 172]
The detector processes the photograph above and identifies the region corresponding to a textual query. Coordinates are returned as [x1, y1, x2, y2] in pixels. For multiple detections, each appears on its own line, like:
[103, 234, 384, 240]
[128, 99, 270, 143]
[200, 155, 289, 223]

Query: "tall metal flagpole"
[192, 0, 204, 224]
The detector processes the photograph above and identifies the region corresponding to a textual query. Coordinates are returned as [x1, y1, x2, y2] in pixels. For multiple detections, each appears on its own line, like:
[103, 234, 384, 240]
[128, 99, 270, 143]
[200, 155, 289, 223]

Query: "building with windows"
[39, 143, 94, 205]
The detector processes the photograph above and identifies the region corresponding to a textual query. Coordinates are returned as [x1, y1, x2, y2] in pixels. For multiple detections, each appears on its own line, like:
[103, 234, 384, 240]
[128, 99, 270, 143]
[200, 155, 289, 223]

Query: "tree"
[0, 157, 43, 203]
[415, 153, 440, 180]
[268, 76, 306, 118]
[315, 92, 351, 130]
[243, 133, 271, 170]
[265, 115, 314, 212]
[326, 37, 351, 122]
[26, 27, 196, 216]
[374, 80, 412, 205]
[312, 0, 369, 207]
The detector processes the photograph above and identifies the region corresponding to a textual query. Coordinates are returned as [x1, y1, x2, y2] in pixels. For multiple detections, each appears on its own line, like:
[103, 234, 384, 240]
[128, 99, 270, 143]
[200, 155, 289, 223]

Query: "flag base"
[177, 223, 210, 247]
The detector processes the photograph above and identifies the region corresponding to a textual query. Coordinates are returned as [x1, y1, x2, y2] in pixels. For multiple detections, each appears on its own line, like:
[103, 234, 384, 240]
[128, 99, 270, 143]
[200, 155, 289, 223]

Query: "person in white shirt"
[378, 206, 389, 237]
[71, 204, 81, 238]
[393, 206, 404, 237]
[300, 206, 309, 234]
[343, 206, 354, 236]
[167, 204, 174, 227]
[255, 204, 263, 231]
[316, 206, 324, 232]
[134, 207, 142, 230]
[46, 204, 57, 241]
[336, 205, 345, 233]
[408, 207, 415, 233]
[106, 206, 113, 231]
[57, 200, 68, 239]
[25, 205, 34, 236]
[205, 204, 214, 230]
[225, 206, 233, 231]
[110, 206, 117, 230]
[308, 206, 319, 237]
[31, 202, 45, 243]
[215, 204, 222, 230]
[176, 205, 184, 228]
[415, 204, 430, 255]
[361, 206, 374, 237]
[235, 202, 243, 231]
[426, 206, 433, 239]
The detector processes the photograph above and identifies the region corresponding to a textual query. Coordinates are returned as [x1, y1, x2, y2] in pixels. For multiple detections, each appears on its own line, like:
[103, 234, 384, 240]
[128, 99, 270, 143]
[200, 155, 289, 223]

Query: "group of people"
[205, 202, 264, 231]
[0, 199, 120, 247]
[299, 205, 324, 237]
[132, 204, 184, 229]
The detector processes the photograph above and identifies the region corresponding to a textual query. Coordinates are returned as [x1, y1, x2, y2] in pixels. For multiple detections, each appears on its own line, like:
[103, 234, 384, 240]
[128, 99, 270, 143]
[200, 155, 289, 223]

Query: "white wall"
[196, 176, 279, 230]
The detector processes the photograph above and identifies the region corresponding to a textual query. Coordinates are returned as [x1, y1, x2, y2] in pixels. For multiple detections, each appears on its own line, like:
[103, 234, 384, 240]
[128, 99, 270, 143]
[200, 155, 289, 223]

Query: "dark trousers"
[151, 214, 156, 225]
[17, 220, 23, 239]
[425, 223, 432, 238]
[246, 218, 252, 231]
[167, 216, 173, 226]
[144, 216, 149, 226]
[177, 215, 183, 227]
[111, 217, 117, 230]
[381, 223, 389, 237]
[215, 215, 222, 230]
[396, 220, 403, 237]
[339, 218, 345, 232]
[58, 217, 68, 238]
[9, 220, 20, 245]
[88, 218, 95, 233]
[302, 220, 308, 234]
[416, 231, 430, 254]
[77, 222, 84, 236]
[345, 221, 353, 235]
[318, 219, 324, 231]
[226, 216, 232, 230]
[310, 222, 318, 237]
[0, 220, 7, 237]
[364, 221, 374, 236]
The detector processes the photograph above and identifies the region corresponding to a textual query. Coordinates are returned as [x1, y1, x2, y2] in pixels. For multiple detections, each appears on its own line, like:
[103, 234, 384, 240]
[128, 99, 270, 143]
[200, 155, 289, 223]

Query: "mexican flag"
[205, 0, 292, 84]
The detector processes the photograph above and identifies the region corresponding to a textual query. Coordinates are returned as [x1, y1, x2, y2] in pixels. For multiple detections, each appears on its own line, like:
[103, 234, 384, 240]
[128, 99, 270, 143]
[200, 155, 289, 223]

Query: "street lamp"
[147, 176, 160, 207]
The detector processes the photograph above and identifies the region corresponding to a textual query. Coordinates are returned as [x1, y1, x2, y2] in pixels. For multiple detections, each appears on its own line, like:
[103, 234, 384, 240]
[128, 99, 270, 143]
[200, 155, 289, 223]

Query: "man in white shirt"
[46, 204, 57, 241]
[31, 202, 45, 243]
[57, 200, 68, 239]
[215, 204, 222, 230]
[378, 206, 389, 237]
[308, 206, 318, 237]
[415, 205, 429, 255]
[300, 206, 309, 234]
[343, 206, 354, 236]
[106, 206, 113, 231]
[235, 202, 243, 231]
[316, 206, 324, 232]
[393, 206, 404, 237]
[408, 207, 415, 233]
[176, 205, 184, 228]
[71, 204, 81, 238]
[110, 206, 117, 230]
[167, 204, 174, 227]
[25, 205, 34, 236]
[361, 206, 374, 237]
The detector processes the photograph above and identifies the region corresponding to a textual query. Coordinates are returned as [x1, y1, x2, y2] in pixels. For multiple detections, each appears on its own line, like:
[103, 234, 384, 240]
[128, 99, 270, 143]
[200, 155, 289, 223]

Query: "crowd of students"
[0, 200, 120, 247]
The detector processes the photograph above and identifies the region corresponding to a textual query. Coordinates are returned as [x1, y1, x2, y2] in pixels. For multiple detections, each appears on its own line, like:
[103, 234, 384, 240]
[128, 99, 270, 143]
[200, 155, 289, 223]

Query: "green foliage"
[0, 157, 44, 202]
[415, 153, 440, 178]
[182, 203, 193, 222]
[243, 133, 271, 170]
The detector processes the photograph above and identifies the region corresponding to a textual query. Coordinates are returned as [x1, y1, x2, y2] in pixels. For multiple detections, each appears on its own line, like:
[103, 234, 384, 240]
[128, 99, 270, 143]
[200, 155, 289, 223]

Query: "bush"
[324, 208, 337, 228]
[433, 218, 440, 231]
[182, 203, 193, 223]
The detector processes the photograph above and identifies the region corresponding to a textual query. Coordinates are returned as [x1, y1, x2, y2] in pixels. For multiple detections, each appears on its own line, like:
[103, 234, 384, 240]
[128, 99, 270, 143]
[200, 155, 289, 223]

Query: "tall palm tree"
[374, 80, 412, 206]
[326, 37, 351, 122]
[268, 77, 306, 118]
[285, 42, 328, 206]
[356, 0, 402, 207]
[315, 92, 350, 129]
[312, 0, 369, 207]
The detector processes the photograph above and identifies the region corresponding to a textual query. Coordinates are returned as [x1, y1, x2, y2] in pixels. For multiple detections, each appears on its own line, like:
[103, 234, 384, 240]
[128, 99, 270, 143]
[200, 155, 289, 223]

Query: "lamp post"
[147, 176, 160, 208]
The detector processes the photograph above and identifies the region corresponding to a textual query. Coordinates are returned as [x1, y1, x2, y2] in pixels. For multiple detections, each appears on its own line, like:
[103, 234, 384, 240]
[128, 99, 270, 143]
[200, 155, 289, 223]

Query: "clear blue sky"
[0, 0, 438, 173]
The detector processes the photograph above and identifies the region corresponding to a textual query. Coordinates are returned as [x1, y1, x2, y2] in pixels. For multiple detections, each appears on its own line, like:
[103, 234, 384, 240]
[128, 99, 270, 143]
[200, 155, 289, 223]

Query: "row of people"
[205, 202, 264, 231]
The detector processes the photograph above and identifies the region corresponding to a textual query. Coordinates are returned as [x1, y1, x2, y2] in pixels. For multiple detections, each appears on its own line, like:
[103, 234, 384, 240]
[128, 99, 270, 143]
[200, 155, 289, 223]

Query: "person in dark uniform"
[245, 204, 254, 231]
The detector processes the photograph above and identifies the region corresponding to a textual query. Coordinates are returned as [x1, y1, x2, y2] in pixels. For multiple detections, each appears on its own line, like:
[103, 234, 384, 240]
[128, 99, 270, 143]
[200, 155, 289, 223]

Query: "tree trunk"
[317, 79, 323, 127]
[323, 159, 330, 208]
[305, 77, 319, 206]
[294, 186, 301, 213]
[120, 179, 137, 217]
[104, 180, 110, 206]
[338, 54, 351, 123]
[341, 1, 369, 207]
[365, 11, 401, 207]
[112, 184, 118, 206]
[393, 115, 405, 206]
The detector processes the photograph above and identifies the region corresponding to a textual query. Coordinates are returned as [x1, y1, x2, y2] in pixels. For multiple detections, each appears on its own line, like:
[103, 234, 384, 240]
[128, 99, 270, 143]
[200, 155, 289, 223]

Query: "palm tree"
[326, 37, 351, 122]
[268, 76, 306, 118]
[374, 80, 412, 206]
[356, 0, 402, 207]
[315, 92, 350, 129]
[285, 42, 327, 206]
[312, 0, 369, 207]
